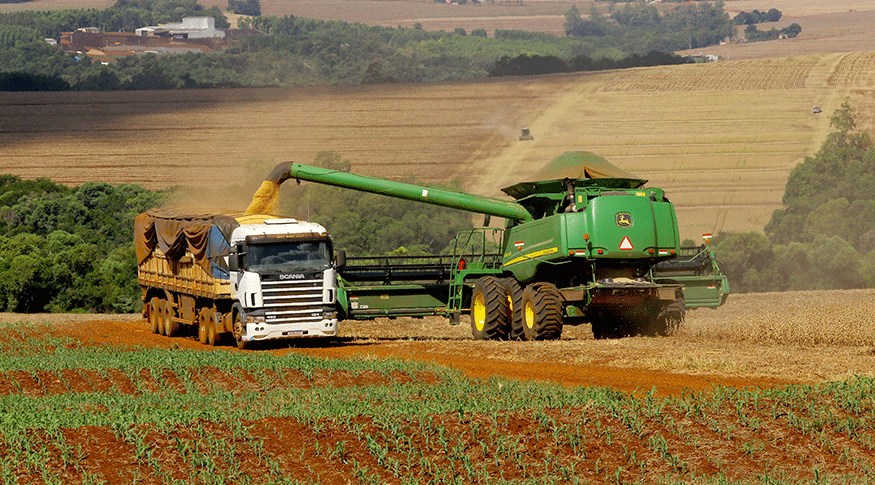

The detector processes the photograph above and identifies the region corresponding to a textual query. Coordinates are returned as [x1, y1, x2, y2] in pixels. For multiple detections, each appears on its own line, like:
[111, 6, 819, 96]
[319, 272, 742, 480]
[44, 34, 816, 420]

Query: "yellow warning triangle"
[619, 236, 634, 250]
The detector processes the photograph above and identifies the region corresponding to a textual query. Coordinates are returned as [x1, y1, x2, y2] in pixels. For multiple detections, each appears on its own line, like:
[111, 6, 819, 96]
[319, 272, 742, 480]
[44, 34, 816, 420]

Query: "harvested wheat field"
[1, 289, 874, 483]
[7, 52, 875, 239]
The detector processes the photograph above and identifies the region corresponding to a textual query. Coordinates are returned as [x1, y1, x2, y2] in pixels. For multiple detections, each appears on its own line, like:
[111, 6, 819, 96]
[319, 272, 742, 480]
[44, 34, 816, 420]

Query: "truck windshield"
[247, 241, 331, 273]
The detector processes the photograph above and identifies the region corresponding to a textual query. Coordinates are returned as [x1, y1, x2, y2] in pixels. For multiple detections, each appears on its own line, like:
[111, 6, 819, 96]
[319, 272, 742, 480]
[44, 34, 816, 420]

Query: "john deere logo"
[616, 213, 632, 227]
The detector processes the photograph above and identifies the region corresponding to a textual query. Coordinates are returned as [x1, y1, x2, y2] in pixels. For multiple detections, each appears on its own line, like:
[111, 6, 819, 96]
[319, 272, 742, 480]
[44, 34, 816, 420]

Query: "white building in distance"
[136, 17, 225, 39]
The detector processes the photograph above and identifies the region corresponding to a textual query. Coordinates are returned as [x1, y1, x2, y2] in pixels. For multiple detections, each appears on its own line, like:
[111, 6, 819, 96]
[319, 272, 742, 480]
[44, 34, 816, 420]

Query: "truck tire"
[234, 311, 249, 350]
[470, 276, 510, 340]
[520, 283, 563, 341]
[156, 299, 167, 335]
[163, 301, 178, 337]
[197, 309, 209, 344]
[204, 308, 219, 346]
[149, 298, 161, 334]
[502, 278, 525, 340]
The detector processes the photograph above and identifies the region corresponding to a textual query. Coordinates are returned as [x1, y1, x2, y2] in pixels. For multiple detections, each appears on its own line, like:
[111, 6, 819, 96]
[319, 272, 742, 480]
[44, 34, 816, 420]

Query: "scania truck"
[136, 209, 339, 348]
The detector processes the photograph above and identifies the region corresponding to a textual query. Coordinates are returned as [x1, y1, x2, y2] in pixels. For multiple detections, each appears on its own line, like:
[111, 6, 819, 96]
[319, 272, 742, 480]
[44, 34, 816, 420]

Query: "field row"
[0, 366, 434, 398]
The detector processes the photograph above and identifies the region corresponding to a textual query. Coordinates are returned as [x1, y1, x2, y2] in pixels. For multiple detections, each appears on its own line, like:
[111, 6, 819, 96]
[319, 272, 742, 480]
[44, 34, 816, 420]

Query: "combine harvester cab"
[272, 151, 727, 341]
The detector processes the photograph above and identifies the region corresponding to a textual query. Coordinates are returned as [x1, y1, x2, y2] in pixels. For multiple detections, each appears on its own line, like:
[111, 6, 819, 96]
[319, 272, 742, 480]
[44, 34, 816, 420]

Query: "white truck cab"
[228, 215, 339, 343]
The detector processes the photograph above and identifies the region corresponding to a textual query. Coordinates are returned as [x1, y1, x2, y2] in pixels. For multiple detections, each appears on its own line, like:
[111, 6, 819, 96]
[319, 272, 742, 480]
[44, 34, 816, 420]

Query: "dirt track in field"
[44, 317, 788, 397]
[18, 289, 875, 397]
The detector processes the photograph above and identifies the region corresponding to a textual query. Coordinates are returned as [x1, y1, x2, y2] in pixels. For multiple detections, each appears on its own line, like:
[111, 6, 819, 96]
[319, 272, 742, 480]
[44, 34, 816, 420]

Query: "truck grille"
[261, 278, 324, 324]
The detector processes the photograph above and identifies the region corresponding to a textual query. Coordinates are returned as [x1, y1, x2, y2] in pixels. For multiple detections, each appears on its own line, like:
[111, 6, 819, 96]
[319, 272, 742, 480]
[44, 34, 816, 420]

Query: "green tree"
[228, 0, 260, 17]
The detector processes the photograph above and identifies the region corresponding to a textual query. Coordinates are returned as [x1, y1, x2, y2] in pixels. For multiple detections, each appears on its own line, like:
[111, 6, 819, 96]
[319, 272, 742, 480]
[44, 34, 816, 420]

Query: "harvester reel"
[520, 282, 563, 341]
[471, 276, 511, 340]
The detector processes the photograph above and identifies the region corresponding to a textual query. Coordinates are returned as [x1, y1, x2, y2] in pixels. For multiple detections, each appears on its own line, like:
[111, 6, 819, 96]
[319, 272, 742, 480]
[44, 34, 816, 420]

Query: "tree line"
[733, 9, 782, 25]
[2, 0, 777, 92]
[743, 23, 801, 43]
[490, 50, 690, 77]
[0, 176, 166, 313]
[564, 1, 735, 52]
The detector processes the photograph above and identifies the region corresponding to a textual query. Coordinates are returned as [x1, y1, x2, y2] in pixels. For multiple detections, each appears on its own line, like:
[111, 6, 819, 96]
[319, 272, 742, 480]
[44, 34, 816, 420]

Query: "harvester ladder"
[447, 228, 504, 320]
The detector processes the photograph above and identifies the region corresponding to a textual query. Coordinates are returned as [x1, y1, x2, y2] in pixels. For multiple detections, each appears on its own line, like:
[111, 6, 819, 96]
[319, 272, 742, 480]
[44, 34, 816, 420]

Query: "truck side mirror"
[335, 249, 346, 269]
[229, 243, 245, 272]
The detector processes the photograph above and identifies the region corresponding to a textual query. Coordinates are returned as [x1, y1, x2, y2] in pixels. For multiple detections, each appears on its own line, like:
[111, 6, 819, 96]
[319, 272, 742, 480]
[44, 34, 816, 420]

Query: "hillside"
[5, 51, 875, 240]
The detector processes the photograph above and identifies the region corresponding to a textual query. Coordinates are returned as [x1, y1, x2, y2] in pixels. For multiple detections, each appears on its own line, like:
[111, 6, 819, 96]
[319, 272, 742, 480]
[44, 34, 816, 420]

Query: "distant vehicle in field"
[813, 106, 822, 113]
[519, 127, 533, 140]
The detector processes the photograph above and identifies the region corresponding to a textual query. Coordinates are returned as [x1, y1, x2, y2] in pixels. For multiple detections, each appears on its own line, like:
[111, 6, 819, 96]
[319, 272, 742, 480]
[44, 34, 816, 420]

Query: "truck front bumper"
[242, 318, 338, 341]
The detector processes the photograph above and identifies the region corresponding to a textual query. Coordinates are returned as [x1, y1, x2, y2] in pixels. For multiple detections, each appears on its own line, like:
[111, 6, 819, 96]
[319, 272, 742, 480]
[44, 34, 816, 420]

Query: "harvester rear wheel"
[520, 283, 563, 341]
[652, 297, 685, 336]
[502, 278, 525, 340]
[470, 276, 510, 340]
[149, 298, 160, 334]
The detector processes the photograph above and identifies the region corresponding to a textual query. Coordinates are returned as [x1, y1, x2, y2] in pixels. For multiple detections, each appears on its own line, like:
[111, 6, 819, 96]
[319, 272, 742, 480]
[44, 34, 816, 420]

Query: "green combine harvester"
[265, 151, 728, 340]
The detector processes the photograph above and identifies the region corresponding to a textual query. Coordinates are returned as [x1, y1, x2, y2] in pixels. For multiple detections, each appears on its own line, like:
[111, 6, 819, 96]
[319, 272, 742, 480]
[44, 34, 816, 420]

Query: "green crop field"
[0, 321, 873, 484]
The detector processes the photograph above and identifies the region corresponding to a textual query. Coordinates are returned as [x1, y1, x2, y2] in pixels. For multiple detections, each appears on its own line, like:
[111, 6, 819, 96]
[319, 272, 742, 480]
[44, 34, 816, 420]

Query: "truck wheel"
[234, 312, 248, 350]
[520, 283, 563, 341]
[163, 301, 178, 337]
[470, 276, 510, 340]
[149, 298, 161, 334]
[502, 278, 525, 340]
[197, 309, 209, 344]
[206, 310, 219, 347]
[155, 299, 167, 335]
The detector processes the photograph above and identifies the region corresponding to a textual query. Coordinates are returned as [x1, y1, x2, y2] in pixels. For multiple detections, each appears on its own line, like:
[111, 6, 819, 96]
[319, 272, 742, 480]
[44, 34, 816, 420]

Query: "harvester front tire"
[149, 298, 161, 334]
[502, 278, 525, 340]
[470, 276, 510, 340]
[520, 283, 563, 341]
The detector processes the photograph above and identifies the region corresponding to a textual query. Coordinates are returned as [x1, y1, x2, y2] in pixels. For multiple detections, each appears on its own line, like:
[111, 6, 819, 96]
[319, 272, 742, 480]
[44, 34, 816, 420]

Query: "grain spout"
[245, 162, 292, 215]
